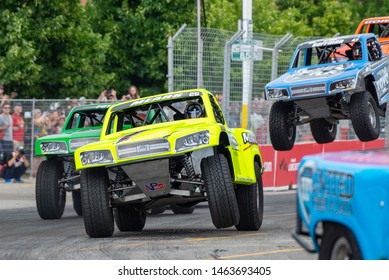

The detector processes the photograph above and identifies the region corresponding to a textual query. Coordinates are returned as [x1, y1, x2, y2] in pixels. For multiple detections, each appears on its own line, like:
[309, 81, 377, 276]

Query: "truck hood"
[113, 121, 214, 145]
[35, 128, 102, 156]
[36, 129, 101, 142]
[267, 62, 363, 88]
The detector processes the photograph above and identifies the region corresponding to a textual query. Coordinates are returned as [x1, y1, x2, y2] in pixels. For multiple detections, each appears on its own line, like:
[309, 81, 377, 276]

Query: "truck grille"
[117, 139, 170, 159]
[291, 84, 326, 97]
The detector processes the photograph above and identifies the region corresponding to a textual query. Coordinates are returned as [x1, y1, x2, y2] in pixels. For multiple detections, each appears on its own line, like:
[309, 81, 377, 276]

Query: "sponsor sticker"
[242, 132, 257, 144]
[145, 182, 166, 191]
[374, 66, 389, 98]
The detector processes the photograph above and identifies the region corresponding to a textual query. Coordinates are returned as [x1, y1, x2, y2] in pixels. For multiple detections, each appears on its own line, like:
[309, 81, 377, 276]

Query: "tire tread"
[36, 159, 65, 219]
[201, 154, 239, 228]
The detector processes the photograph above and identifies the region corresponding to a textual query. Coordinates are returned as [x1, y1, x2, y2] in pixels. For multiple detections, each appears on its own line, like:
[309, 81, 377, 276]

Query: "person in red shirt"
[12, 103, 25, 150]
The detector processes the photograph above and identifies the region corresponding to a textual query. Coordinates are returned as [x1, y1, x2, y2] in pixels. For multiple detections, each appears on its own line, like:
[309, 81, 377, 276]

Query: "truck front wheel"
[36, 159, 66, 219]
[319, 224, 362, 260]
[201, 153, 239, 229]
[269, 102, 296, 151]
[80, 167, 114, 238]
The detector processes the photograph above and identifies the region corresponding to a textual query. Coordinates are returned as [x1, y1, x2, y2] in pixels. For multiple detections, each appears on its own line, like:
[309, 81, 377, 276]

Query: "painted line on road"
[264, 212, 295, 217]
[206, 248, 304, 259]
[189, 233, 266, 242]
[66, 243, 146, 253]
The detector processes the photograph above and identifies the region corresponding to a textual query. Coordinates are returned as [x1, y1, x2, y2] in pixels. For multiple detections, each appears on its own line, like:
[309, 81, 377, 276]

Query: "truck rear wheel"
[36, 159, 66, 219]
[114, 207, 146, 231]
[201, 153, 239, 229]
[235, 162, 263, 231]
[148, 206, 166, 215]
[319, 224, 362, 260]
[80, 167, 114, 238]
[171, 204, 195, 214]
[269, 102, 296, 151]
[310, 118, 337, 143]
[350, 91, 380, 141]
[72, 190, 82, 216]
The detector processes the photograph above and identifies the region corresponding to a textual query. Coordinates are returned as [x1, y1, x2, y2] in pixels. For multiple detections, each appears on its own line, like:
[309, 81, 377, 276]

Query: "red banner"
[322, 140, 363, 153]
[274, 143, 322, 188]
[260, 139, 385, 188]
[362, 138, 385, 150]
[259, 145, 276, 188]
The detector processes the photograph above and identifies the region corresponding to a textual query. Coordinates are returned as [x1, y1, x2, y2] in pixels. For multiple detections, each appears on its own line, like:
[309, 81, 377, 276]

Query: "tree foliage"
[85, 0, 196, 97]
[0, 0, 112, 98]
[0, 0, 387, 98]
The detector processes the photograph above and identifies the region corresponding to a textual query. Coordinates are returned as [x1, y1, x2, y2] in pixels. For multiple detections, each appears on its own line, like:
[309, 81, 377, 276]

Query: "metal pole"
[197, 0, 203, 88]
[241, 0, 252, 129]
[29, 99, 36, 179]
[222, 29, 245, 114]
[167, 23, 187, 92]
[167, 35, 174, 92]
[271, 33, 293, 81]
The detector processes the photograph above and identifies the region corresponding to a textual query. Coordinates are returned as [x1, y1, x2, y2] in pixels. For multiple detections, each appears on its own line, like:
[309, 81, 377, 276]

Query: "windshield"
[66, 109, 107, 130]
[107, 95, 206, 134]
[359, 20, 389, 38]
[292, 38, 364, 68]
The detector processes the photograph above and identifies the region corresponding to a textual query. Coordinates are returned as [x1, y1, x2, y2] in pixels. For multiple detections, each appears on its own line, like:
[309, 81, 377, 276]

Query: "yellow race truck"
[74, 89, 264, 237]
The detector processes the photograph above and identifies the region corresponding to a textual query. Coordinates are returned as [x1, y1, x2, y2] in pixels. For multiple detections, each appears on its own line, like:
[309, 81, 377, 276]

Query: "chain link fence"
[0, 98, 108, 178]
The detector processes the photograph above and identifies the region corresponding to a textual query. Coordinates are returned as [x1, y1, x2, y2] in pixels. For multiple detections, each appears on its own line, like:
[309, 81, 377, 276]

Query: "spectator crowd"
[1, 84, 142, 183]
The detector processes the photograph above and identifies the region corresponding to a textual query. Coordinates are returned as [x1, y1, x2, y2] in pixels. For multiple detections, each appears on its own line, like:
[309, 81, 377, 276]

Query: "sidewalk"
[0, 176, 36, 210]
[0, 176, 35, 186]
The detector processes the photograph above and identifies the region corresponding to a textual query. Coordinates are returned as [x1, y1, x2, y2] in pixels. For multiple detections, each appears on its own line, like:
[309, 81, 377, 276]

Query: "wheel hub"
[368, 102, 377, 128]
[330, 236, 352, 260]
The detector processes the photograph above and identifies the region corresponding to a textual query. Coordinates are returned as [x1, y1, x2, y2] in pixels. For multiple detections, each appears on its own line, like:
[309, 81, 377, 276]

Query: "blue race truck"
[293, 148, 389, 259]
[265, 34, 389, 151]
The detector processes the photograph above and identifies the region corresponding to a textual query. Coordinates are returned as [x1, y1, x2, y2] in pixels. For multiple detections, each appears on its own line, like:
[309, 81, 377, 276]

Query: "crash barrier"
[261, 138, 385, 189]
[0, 98, 379, 178]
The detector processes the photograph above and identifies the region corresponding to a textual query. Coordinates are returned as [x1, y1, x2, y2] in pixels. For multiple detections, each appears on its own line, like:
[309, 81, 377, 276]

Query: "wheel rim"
[328, 124, 335, 133]
[286, 108, 295, 140]
[59, 187, 66, 208]
[367, 102, 377, 128]
[330, 236, 352, 260]
[287, 125, 294, 140]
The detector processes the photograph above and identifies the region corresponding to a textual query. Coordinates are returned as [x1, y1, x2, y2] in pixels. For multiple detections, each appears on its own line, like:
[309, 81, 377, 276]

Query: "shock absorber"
[64, 159, 76, 189]
[183, 154, 196, 180]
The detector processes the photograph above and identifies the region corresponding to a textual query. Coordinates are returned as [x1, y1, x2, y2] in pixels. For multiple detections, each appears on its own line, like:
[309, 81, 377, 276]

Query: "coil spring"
[66, 160, 76, 177]
[183, 155, 196, 180]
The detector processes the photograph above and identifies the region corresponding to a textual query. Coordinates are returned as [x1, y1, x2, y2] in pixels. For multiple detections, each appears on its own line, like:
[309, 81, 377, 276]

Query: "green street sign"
[231, 39, 263, 61]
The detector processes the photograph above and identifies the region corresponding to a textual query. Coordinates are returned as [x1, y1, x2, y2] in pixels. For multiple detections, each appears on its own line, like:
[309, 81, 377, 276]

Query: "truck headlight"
[40, 142, 68, 154]
[80, 150, 114, 166]
[267, 88, 289, 99]
[330, 78, 355, 92]
[175, 130, 210, 152]
[69, 138, 99, 151]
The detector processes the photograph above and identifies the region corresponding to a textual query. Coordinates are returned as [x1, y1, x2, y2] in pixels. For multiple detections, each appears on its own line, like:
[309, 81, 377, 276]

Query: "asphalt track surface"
[0, 178, 317, 260]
